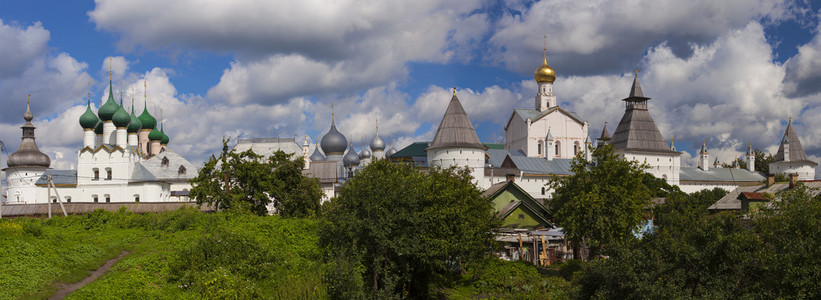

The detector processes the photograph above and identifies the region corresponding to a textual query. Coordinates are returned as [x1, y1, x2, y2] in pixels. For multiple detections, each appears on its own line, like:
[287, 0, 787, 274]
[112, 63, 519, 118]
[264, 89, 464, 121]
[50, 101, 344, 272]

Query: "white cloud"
[0, 20, 49, 79]
[488, 0, 796, 75]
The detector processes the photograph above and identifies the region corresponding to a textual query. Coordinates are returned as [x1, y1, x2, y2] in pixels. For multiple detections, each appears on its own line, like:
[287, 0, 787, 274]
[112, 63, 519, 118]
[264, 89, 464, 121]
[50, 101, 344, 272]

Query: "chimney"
[789, 173, 799, 188]
[506, 174, 516, 182]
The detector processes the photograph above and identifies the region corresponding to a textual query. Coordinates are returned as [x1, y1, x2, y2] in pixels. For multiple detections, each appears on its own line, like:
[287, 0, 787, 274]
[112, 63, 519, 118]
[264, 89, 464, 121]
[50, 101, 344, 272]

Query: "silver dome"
[385, 146, 397, 157]
[343, 144, 360, 167]
[7, 100, 50, 168]
[359, 146, 372, 159]
[370, 133, 386, 151]
[320, 120, 347, 155]
[309, 142, 325, 161]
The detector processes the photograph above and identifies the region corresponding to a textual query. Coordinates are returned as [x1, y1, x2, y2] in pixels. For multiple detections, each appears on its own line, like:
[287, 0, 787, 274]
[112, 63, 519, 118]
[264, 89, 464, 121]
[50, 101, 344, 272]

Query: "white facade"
[618, 151, 681, 186]
[427, 147, 486, 185]
[769, 162, 815, 181]
[3, 167, 47, 204]
[505, 110, 589, 159]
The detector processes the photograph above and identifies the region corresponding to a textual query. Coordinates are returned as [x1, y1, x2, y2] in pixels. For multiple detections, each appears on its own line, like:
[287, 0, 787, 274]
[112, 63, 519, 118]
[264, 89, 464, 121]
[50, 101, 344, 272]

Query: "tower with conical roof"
[698, 140, 709, 171]
[4, 95, 51, 203]
[610, 71, 680, 185]
[745, 142, 755, 172]
[768, 118, 817, 180]
[426, 90, 487, 184]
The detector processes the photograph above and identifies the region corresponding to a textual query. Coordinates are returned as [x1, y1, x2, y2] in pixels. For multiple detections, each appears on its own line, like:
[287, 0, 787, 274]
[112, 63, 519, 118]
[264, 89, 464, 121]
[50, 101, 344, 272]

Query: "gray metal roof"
[611, 102, 677, 154]
[679, 167, 765, 183]
[34, 170, 78, 186]
[6, 101, 50, 169]
[234, 137, 303, 157]
[142, 150, 198, 181]
[131, 162, 158, 182]
[303, 161, 338, 183]
[428, 94, 486, 150]
[709, 181, 821, 211]
[487, 149, 574, 175]
[773, 119, 816, 166]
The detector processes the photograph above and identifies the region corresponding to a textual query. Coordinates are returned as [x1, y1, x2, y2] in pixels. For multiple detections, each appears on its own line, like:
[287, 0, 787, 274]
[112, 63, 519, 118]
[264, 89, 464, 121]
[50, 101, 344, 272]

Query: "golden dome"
[534, 57, 556, 83]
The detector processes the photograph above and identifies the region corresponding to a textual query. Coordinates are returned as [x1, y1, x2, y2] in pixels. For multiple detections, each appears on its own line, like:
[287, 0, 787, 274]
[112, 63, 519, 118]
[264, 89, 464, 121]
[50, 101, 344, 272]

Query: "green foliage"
[548, 144, 652, 259]
[190, 137, 322, 217]
[446, 259, 571, 299]
[321, 159, 499, 298]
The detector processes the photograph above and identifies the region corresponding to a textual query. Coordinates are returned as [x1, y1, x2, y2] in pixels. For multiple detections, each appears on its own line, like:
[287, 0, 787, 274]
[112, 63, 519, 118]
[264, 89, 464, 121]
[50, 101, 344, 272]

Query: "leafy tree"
[320, 159, 498, 298]
[548, 144, 652, 260]
[755, 183, 821, 298]
[190, 138, 322, 217]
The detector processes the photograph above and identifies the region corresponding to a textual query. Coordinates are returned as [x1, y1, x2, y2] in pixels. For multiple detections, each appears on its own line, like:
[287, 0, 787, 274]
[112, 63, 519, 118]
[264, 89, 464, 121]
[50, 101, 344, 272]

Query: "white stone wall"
[427, 148, 485, 185]
[769, 162, 816, 180]
[77, 148, 137, 186]
[35, 182, 169, 204]
[678, 183, 738, 194]
[4, 167, 47, 204]
[618, 151, 681, 186]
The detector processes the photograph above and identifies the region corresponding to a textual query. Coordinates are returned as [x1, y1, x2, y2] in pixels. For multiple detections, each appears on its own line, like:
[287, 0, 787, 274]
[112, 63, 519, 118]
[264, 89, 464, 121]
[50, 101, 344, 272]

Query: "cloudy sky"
[2, 0, 821, 176]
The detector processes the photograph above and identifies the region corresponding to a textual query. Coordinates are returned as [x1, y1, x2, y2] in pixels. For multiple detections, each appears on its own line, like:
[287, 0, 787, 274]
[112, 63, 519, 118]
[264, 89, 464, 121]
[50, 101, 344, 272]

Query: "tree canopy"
[548, 144, 652, 260]
[320, 160, 498, 299]
[190, 138, 322, 217]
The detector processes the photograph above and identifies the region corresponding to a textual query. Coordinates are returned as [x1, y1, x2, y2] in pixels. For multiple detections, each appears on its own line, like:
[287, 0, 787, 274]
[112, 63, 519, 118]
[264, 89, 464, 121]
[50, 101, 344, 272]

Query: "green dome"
[160, 123, 170, 145]
[138, 102, 156, 130]
[148, 128, 163, 141]
[112, 99, 131, 128]
[94, 121, 103, 135]
[79, 99, 99, 129]
[127, 105, 142, 133]
[98, 82, 120, 121]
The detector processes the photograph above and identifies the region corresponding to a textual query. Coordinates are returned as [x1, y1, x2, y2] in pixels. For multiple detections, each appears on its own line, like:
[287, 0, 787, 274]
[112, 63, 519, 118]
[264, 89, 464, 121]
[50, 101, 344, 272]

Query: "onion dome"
[386, 146, 397, 157]
[138, 102, 156, 130]
[7, 98, 51, 168]
[160, 123, 170, 145]
[98, 82, 120, 121]
[359, 146, 372, 159]
[370, 133, 386, 151]
[94, 121, 103, 135]
[534, 47, 556, 83]
[309, 142, 326, 161]
[320, 117, 347, 155]
[127, 104, 142, 133]
[343, 142, 360, 167]
[112, 99, 131, 128]
[79, 98, 99, 130]
[148, 127, 163, 141]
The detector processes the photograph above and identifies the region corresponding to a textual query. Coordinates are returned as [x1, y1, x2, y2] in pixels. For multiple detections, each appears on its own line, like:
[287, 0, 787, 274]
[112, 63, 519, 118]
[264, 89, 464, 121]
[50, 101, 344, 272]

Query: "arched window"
[92, 194, 98, 203]
[105, 167, 112, 180]
[555, 141, 561, 157]
[65, 196, 71, 203]
[50, 196, 57, 203]
[541, 187, 545, 195]
[537, 143, 542, 155]
[93, 168, 100, 180]
[574, 141, 581, 155]
[105, 194, 111, 203]
[134, 194, 140, 203]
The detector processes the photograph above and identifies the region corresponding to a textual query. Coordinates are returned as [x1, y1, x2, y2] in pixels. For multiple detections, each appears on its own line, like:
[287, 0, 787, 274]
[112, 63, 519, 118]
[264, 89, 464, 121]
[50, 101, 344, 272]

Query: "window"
[51, 196, 57, 203]
[105, 167, 112, 180]
[161, 156, 169, 166]
[134, 195, 140, 203]
[555, 141, 561, 157]
[537, 143, 542, 155]
[92, 195, 98, 203]
[65, 196, 71, 203]
[178, 165, 187, 175]
[105, 195, 111, 203]
[574, 141, 580, 155]
[541, 187, 545, 195]
[93, 168, 100, 180]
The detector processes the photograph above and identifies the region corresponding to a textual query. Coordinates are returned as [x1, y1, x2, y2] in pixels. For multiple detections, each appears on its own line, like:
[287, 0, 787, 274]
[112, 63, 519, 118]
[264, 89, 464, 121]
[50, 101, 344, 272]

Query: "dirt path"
[48, 250, 130, 300]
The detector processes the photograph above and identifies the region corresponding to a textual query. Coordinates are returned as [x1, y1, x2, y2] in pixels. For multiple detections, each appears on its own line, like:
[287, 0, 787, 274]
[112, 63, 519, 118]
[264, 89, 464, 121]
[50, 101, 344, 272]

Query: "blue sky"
[2, 0, 821, 173]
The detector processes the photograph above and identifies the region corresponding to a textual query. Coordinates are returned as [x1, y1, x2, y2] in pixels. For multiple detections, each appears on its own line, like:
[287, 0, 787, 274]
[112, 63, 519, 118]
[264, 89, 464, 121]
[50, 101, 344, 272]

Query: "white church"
[2, 78, 197, 205]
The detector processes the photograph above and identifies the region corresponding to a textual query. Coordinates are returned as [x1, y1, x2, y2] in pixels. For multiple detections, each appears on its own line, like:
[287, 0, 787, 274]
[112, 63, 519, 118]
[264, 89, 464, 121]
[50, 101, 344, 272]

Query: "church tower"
[611, 71, 680, 185]
[534, 38, 557, 111]
[768, 118, 817, 180]
[4, 95, 51, 204]
[427, 90, 487, 185]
